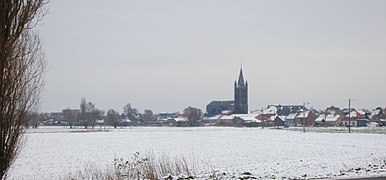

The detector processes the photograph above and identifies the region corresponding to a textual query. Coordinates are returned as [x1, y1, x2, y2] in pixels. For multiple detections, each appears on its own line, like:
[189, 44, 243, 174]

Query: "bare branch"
[0, 0, 48, 178]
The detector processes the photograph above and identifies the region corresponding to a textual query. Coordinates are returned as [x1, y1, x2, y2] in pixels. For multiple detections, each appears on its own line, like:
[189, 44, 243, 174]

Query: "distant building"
[48, 112, 64, 122]
[62, 108, 81, 127]
[370, 107, 385, 125]
[205, 67, 249, 116]
[272, 116, 285, 127]
[216, 115, 244, 127]
[315, 106, 344, 127]
[206, 100, 234, 117]
[315, 114, 343, 127]
[258, 105, 313, 127]
[234, 67, 248, 114]
[294, 110, 317, 126]
[157, 113, 178, 120]
[342, 108, 368, 127]
[271, 105, 304, 116]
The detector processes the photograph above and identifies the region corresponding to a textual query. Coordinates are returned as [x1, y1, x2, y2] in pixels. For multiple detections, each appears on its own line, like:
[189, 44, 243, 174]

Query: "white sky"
[39, 0, 386, 113]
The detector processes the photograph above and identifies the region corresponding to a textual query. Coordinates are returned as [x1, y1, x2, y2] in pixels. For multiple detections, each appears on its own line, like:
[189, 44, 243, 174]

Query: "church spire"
[237, 67, 245, 86]
[234, 66, 248, 114]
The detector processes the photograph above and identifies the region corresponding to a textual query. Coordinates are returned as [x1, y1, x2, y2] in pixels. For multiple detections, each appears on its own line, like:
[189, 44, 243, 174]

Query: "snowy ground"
[8, 127, 386, 179]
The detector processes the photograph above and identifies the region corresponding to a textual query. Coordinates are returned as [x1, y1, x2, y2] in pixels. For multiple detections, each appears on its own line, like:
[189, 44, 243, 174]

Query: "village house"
[315, 114, 343, 127]
[216, 115, 243, 126]
[201, 115, 221, 126]
[293, 110, 317, 126]
[341, 108, 369, 127]
[119, 118, 136, 126]
[213, 113, 261, 127]
[273, 116, 286, 127]
[255, 114, 272, 126]
[284, 113, 297, 126]
[62, 108, 81, 127]
[173, 116, 189, 127]
[231, 114, 262, 127]
[369, 107, 385, 126]
[261, 105, 314, 127]
[315, 106, 344, 127]
[147, 118, 175, 127]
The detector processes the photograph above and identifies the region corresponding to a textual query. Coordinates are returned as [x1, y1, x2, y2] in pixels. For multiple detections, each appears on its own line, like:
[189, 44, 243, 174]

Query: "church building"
[205, 67, 249, 116]
[234, 67, 248, 114]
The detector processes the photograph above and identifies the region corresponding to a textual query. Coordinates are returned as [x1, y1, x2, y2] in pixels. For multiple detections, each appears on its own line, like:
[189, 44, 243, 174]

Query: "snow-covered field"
[8, 127, 386, 179]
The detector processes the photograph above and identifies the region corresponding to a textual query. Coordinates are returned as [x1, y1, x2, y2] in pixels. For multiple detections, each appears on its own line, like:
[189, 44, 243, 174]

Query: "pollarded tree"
[0, 0, 48, 178]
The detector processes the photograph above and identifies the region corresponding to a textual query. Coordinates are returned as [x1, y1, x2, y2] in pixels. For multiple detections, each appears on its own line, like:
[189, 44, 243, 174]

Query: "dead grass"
[63, 152, 197, 180]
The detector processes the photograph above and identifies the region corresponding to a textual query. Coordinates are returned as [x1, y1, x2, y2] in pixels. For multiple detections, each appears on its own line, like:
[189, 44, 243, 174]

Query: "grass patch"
[64, 152, 197, 180]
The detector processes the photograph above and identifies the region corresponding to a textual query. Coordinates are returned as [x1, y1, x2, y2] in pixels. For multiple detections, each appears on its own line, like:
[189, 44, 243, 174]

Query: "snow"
[219, 115, 233, 120]
[346, 110, 366, 118]
[8, 127, 386, 179]
[202, 115, 221, 121]
[371, 109, 382, 118]
[316, 114, 341, 122]
[295, 111, 310, 118]
[230, 114, 261, 122]
[122, 118, 132, 123]
[263, 106, 277, 115]
[95, 119, 104, 124]
[174, 117, 188, 122]
[286, 113, 297, 120]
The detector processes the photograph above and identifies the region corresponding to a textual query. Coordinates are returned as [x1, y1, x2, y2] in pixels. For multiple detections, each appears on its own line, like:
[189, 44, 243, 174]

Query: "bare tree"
[107, 109, 119, 128]
[123, 103, 139, 117]
[142, 109, 153, 124]
[123, 103, 140, 123]
[83, 101, 95, 129]
[0, 0, 48, 178]
[183, 107, 203, 127]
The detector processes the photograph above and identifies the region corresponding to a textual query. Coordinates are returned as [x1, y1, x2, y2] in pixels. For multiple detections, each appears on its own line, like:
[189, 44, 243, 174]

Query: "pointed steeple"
[237, 67, 245, 86]
[234, 66, 248, 114]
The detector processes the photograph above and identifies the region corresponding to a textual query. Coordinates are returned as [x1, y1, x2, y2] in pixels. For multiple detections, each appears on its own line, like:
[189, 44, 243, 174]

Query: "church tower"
[234, 67, 248, 114]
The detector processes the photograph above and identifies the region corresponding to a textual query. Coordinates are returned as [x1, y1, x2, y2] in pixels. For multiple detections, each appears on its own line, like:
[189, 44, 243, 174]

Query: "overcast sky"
[39, 0, 386, 113]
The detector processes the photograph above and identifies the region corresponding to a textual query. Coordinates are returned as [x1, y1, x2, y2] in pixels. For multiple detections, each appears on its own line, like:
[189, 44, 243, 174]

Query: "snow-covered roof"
[249, 109, 262, 115]
[230, 114, 254, 118]
[122, 119, 132, 123]
[357, 110, 366, 116]
[242, 117, 261, 123]
[228, 114, 262, 123]
[315, 114, 340, 122]
[345, 111, 364, 118]
[203, 115, 221, 120]
[219, 115, 233, 120]
[296, 111, 310, 119]
[157, 118, 169, 121]
[326, 109, 336, 114]
[370, 109, 381, 118]
[278, 116, 287, 121]
[263, 106, 277, 115]
[222, 110, 232, 114]
[286, 113, 297, 120]
[174, 117, 188, 122]
[96, 119, 104, 124]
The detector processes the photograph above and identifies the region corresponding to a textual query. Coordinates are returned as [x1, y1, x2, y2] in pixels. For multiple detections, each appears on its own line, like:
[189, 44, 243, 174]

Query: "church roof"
[237, 67, 245, 86]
